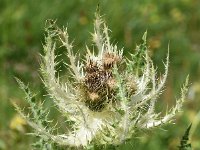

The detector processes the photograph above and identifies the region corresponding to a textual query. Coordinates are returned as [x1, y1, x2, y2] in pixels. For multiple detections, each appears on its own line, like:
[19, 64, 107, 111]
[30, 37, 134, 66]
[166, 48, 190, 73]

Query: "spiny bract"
[14, 13, 188, 148]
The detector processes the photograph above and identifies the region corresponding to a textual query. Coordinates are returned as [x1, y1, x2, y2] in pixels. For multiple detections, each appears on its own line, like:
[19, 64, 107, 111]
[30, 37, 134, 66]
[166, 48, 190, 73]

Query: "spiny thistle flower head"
[14, 12, 189, 149]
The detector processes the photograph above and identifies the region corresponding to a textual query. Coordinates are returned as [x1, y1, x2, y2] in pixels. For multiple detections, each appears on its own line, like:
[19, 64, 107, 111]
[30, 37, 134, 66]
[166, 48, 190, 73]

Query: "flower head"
[15, 13, 189, 148]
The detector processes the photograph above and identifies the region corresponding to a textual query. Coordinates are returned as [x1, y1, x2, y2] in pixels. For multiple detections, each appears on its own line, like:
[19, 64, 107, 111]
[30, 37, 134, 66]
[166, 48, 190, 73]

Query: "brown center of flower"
[82, 52, 121, 111]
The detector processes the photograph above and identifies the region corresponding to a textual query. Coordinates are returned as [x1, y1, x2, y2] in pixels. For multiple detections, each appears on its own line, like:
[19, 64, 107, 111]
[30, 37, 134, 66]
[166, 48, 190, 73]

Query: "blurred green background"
[0, 0, 200, 149]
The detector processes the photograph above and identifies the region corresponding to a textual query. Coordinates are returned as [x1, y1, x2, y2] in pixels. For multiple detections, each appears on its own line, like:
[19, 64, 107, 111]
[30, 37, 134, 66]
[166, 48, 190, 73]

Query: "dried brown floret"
[83, 55, 119, 111]
[103, 52, 122, 70]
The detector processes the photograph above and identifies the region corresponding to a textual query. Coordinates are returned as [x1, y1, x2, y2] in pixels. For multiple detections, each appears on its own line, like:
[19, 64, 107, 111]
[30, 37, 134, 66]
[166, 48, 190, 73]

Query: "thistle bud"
[15, 13, 189, 149]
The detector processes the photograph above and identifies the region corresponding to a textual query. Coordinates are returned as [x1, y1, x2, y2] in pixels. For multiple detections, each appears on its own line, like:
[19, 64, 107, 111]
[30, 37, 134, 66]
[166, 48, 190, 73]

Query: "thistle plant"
[14, 12, 189, 149]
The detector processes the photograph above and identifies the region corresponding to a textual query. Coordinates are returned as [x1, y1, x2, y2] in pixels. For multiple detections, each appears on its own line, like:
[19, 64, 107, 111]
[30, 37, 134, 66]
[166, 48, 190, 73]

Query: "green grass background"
[0, 0, 200, 149]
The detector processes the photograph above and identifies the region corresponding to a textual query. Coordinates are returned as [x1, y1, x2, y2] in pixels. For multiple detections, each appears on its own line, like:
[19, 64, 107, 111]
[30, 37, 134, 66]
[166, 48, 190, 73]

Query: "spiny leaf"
[178, 124, 192, 150]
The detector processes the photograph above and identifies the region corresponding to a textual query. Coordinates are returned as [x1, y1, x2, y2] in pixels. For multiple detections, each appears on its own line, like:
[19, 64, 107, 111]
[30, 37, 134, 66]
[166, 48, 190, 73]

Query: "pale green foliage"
[14, 13, 189, 149]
